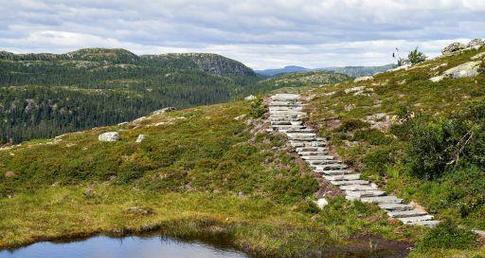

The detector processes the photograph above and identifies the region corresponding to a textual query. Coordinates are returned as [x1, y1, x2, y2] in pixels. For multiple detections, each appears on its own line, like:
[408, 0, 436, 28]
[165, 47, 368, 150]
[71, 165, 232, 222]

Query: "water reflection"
[0, 236, 249, 258]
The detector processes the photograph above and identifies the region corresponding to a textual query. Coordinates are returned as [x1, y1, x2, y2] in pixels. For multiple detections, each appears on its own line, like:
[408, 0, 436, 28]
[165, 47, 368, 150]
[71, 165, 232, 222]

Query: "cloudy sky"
[1, 0, 484, 69]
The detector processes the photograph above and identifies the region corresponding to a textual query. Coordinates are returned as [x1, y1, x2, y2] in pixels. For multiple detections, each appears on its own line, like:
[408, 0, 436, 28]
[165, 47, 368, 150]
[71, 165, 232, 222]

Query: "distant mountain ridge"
[0, 48, 255, 77]
[256, 64, 395, 77]
[0, 48, 263, 143]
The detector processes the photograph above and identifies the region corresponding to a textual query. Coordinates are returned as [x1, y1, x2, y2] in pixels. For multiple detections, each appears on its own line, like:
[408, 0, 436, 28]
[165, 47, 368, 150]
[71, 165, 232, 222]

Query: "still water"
[0, 236, 249, 258]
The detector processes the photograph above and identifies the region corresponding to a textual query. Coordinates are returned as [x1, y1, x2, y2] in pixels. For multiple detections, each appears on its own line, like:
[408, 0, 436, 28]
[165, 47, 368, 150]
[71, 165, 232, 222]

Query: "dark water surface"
[0, 236, 249, 258]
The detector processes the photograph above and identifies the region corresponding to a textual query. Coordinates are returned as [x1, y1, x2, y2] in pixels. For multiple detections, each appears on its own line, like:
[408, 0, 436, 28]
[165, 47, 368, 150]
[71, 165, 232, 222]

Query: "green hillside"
[0, 49, 264, 144]
[306, 45, 485, 256]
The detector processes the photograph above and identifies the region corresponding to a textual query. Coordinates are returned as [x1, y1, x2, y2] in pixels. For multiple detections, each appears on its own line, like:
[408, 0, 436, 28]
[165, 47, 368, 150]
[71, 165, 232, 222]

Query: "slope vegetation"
[306, 45, 484, 256]
[0, 98, 419, 257]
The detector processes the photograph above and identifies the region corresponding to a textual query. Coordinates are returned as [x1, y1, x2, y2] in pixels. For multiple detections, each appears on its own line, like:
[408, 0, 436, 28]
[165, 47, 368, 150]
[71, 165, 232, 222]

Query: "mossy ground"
[1, 100, 419, 257]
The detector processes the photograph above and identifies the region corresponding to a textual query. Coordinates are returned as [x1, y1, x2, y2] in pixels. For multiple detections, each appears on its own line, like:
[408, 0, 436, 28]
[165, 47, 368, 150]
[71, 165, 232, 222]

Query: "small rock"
[135, 134, 145, 143]
[4, 171, 16, 178]
[234, 114, 247, 121]
[314, 198, 328, 209]
[244, 95, 257, 101]
[98, 132, 120, 142]
[354, 76, 373, 82]
[344, 104, 355, 111]
[344, 86, 366, 94]
[117, 122, 128, 126]
[151, 107, 176, 115]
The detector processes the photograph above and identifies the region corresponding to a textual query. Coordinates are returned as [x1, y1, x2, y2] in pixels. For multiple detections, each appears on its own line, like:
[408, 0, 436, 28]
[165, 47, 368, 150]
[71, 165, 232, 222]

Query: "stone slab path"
[268, 93, 439, 227]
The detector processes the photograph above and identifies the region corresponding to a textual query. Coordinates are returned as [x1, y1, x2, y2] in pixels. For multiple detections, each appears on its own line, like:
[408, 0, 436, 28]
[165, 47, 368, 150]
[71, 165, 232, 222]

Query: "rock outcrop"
[98, 132, 120, 142]
[442, 39, 484, 56]
[135, 134, 145, 143]
[430, 61, 481, 82]
[442, 42, 467, 55]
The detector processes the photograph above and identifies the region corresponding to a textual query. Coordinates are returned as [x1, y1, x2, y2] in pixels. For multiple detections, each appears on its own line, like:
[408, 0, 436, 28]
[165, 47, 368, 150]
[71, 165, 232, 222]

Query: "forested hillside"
[0, 49, 269, 144]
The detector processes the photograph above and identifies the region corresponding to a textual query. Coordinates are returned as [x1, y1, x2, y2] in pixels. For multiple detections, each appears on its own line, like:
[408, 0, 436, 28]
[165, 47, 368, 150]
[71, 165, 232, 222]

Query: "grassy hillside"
[306, 46, 484, 256]
[0, 98, 424, 257]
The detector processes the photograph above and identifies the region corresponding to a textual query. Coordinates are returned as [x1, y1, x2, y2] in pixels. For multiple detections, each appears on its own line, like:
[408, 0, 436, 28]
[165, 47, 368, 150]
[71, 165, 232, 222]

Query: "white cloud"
[0, 0, 484, 69]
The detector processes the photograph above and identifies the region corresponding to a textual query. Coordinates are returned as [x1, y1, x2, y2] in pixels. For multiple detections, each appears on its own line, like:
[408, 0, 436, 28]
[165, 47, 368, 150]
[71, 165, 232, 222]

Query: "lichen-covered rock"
[98, 132, 120, 142]
[467, 38, 484, 49]
[314, 198, 328, 209]
[244, 95, 256, 101]
[135, 134, 145, 143]
[442, 42, 466, 55]
[353, 76, 373, 82]
[430, 61, 481, 82]
[4, 171, 16, 178]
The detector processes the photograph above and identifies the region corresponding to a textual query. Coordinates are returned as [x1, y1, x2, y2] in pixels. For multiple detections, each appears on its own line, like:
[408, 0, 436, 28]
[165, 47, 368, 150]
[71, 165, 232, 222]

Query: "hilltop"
[256, 64, 394, 77]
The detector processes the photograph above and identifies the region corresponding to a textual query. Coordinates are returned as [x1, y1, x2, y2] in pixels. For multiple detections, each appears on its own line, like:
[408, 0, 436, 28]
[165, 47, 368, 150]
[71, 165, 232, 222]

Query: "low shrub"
[415, 220, 478, 252]
[405, 101, 484, 179]
[249, 97, 266, 118]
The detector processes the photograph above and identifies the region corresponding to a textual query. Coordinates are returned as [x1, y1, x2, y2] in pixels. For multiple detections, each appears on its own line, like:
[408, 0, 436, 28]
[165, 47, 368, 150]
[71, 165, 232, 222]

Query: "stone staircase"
[268, 93, 439, 227]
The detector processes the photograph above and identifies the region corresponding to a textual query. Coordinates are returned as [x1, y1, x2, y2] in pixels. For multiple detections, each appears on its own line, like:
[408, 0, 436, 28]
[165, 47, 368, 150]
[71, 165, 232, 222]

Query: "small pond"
[0, 236, 249, 258]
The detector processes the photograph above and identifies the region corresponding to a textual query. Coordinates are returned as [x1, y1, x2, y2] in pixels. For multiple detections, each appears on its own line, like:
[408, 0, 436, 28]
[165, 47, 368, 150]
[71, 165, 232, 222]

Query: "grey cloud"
[0, 0, 484, 68]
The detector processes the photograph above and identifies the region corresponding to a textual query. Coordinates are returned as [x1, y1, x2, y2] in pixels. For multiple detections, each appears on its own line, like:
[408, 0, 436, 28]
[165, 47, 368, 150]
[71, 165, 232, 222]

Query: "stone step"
[323, 173, 361, 181]
[360, 196, 402, 204]
[269, 106, 303, 110]
[345, 190, 386, 198]
[412, 220, 440, 227]
[285, 128, 314, 133]
[398, 215, 434, 224]
[340, 184, 378, 191]
[329, 179, 370, 186]
[269, 101, 302, 107]
[378, 203, 414, 211]
[270, 117, 303, 121]
[297, 150, 329, 156]
[270, 94, 300, 101]
[290, 141, 326, 148]
[320, 170, 356, 175]
[295, 147, 328, 152]
[300, 155, 335, 160]
[314, 163, 348, 171]
[309, 160, 342, 166]
[387, 209, 428, 218]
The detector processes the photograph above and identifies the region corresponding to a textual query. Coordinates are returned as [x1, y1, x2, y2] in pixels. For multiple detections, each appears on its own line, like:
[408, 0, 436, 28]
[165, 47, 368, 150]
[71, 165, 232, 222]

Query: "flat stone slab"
[296, 147, 328, 152]
[360, 196, 402, 204]
[314, 163, 348, 170]
[345, 190, 386, 198]
[297, 150, 329, 156]
[413, 220, 440, 227]
[323, 173, 361, 181]
[340, 184, 378, 191]
[321, 170, 358, 175]
[330, 179, 370, 186]
[398, 215, 434, 224]
[378, 203, 413, 211]
[388, 209, 428, 218]
[271, 94, 300, 101]
[301, 155, 335, 160]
